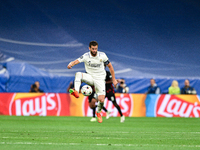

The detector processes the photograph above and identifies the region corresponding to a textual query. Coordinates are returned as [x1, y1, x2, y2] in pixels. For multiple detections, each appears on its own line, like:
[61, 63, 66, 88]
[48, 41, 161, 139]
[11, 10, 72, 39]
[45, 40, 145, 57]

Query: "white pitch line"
[0, 142, 200, 148]
[2, 137, 49, 139]
[5, 130, 200, 134]
[1, 136, 197, 140]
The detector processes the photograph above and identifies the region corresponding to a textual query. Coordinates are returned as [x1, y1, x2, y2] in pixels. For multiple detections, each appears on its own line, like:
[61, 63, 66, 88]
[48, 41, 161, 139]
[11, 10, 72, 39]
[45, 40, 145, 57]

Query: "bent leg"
[89, 98, 97, 118]
[108, 93, 123, 117]
[89, 98, 97, 109]
[112, 101, 123, 117]
[74, 72, 94, 92]
[74, 72, 82, 92]
[94, 78, 106, 113]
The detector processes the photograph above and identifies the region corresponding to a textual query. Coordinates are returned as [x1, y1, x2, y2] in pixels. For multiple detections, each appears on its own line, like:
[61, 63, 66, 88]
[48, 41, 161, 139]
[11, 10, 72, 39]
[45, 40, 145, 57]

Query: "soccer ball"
[81, 85, 93, 96]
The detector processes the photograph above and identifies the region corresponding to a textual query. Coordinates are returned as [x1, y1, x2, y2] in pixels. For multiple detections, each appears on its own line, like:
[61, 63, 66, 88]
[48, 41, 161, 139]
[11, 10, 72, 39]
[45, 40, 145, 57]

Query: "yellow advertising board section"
[69, 93, 85, 116]
[131, 94, 146, 117]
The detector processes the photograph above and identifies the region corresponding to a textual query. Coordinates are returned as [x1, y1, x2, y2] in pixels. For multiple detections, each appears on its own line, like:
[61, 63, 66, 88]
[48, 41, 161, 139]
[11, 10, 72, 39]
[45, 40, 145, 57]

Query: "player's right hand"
[67, 62, 72, 69]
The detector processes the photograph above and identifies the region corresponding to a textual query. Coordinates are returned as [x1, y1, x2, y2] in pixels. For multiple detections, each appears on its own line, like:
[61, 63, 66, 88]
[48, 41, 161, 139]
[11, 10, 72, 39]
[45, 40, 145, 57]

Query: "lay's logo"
[9, 93, 61, 116]
[83, 93, 133, 117]
[156, 94, 200, 117]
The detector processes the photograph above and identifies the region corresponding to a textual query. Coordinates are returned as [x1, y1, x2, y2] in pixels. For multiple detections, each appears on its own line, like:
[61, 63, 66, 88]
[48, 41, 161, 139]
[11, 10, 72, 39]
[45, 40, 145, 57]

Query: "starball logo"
[83, 94, 133, 117]
[9, 93, 61, 116]
[156, 95, 200, 117]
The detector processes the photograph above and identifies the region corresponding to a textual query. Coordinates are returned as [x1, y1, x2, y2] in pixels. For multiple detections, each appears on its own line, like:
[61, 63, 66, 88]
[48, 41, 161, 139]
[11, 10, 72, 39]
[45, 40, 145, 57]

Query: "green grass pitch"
[0, 116, 200, 150]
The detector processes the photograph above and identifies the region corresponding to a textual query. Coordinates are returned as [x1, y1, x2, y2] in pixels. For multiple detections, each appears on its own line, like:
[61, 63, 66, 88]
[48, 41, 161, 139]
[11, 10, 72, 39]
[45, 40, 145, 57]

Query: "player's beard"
[90, 51, 97, 56]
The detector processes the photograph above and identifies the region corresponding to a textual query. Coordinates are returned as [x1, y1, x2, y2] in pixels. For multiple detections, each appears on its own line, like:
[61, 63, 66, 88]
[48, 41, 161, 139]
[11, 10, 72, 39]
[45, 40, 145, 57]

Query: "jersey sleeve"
[77, 52, 88, 63]
[102, 53, 110, 65]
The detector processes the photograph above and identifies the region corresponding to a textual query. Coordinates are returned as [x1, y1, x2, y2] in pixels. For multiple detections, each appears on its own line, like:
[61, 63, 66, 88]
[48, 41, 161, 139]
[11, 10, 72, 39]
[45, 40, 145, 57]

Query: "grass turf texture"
[0, 116, 200, 150]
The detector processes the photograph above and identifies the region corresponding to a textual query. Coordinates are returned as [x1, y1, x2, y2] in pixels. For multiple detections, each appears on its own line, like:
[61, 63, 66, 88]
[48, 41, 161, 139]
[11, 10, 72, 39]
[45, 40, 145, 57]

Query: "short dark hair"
[89, 41, 98, 47]
[32, 84, 37, 89]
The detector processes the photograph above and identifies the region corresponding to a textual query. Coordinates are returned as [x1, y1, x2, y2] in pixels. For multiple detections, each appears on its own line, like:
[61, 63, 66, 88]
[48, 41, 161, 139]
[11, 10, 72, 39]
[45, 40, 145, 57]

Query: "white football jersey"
[77, 51, 109, 79]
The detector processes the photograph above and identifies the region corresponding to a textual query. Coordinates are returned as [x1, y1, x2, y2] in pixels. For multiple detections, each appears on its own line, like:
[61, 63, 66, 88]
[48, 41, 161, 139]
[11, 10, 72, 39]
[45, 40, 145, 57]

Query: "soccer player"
[89, 70, 125, 122]
[67, 41, 118, 123]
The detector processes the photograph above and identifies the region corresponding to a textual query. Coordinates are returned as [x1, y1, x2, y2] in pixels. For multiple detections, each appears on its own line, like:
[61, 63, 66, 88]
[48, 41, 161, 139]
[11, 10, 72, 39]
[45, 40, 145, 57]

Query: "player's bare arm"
[107, 62, 118, 87]
[67, 59, 80, 69]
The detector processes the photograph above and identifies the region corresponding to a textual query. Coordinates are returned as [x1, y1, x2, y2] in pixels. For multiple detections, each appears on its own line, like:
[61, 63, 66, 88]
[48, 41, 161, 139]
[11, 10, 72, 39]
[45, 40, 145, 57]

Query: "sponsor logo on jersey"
[9, 93, 61, 116]
[88, 61, 101, 68]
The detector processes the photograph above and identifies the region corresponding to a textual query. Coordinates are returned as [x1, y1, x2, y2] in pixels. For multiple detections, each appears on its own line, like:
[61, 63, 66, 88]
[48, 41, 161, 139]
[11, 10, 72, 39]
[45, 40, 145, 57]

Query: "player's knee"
[98, 95, 105, 103]
[89, 99, 96, 108]
[89, 102, 96, 108]
[99, 99, 104, 103]
[89, 103, 93, 108]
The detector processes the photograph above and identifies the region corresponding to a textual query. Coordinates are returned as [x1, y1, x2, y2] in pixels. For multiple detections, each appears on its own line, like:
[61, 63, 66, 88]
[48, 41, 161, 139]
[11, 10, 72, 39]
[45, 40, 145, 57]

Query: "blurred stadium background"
[0, 0, 200, 93]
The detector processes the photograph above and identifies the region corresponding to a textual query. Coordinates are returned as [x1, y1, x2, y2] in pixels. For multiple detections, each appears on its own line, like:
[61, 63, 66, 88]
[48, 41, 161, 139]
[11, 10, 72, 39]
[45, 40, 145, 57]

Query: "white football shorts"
[81, 73, 106, 96]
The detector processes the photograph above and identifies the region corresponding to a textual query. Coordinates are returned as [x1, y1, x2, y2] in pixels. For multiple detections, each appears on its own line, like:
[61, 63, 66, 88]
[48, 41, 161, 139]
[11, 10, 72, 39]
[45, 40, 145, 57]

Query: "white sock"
[74, 72, 82, 92]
